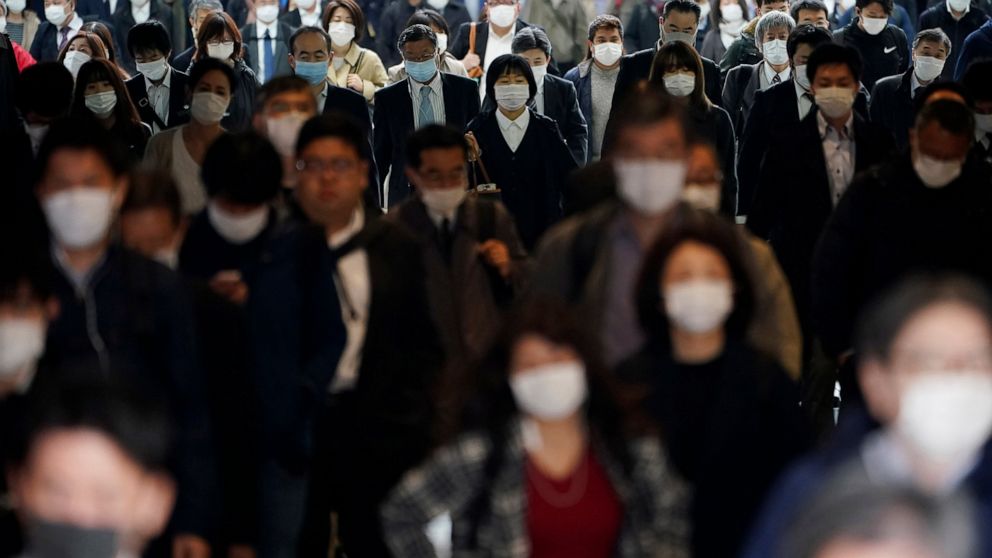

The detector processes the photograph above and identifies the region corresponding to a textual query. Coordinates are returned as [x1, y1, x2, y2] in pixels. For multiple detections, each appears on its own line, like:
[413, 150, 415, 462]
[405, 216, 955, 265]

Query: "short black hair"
[296, 113, 371, 160]
[758, 0, 787, 7]
[790, 0, 828, 21]
[406, 8, 449, 35]
[511, 26, 552, 57]
[806, 42, 862, 82]
[405, 124, 468, 169]
[663, 0, 702, 21]
[15, 62, 73, 119]
[856, 0, 892, 13]
[604, 89, 688, 157]
[121, 169, 183, 227]
[914, 98, 976, 141]
[255, 75, 316, 114]
[484, 54, 537, 105]
[288, 25, 332, 53]
[396, 23, 437, 52]
[34, 117, 130, 186]
[127, 20, 172, 58]
[188, 57, 238, 94]
[202, 132, 282, 204]
[787, 23, 832, 59]
[962, 60, 992, 103]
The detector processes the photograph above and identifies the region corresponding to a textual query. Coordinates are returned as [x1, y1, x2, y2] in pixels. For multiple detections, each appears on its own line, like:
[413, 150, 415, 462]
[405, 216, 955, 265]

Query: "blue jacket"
[956, 19, 992, 79]
[564, 59, 593, 141]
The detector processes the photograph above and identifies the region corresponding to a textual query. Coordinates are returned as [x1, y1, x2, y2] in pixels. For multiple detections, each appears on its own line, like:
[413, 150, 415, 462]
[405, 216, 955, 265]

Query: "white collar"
[910, 70, 923, 96]
[817, 109, 854, 139]
[256, 19, 279, 37]
[407, 68, 442, 92]
[64, 13, 83, 30]
[488, 23, 515, 40]
[131, 1, 151, 23]
[861, 430, 979, 495]
[144, 64, 172, 88]
[496, 107, 530, 131]
[328, 206, 365, 248]
[762, 60, 791, 83]
[794, 78, 810, 98]
[426, 202, 459, 228]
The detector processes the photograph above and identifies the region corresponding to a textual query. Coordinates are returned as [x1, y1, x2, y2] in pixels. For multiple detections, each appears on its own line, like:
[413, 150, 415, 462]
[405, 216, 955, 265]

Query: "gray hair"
[755, 10, 796, 48]
[914, 27, 952, 56]
[396, 23, 437, 52]
[189, 0, 223, 17]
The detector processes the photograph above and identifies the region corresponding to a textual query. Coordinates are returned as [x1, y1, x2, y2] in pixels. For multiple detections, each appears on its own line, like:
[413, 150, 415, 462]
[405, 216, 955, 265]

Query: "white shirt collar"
[328, 206, 365, 248]
[495, 107, 530, 131]
[817, 109, 854, 139]
[762, 60, 791, 84]
[910, 70, 923, 97]
[144, 64, 172, 88]
[131, 1, 151, 23]
[65, 13, 83, 31]
[408, 68, 442, 94]
[861, 430, 979, 495]
[488, 22, 515, 40]
[256, 19, 279, 38]
[794, 78, 810, 98]
[426, 202, 458, 228]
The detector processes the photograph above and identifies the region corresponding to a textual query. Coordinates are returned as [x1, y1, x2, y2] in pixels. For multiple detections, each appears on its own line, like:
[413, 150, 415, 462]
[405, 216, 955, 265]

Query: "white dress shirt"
[256, 20, 280, 82]
[328, 208, 371, 393]
[409, 71, 446, 129]
[480, 24, 514, 98]
[316, 81, 329, 112]
[817, 111, 855, 206]
[495, 107, 530, 152]
[131, 1, 150, 24]
[56, 14, 83, 48]
[534, 76, 546, 114]
[759, 61, 791, 90]
[146, 65, 172, 133]
[300, 6, 321, 26]
[861, 430, 976, 495]
[794, 79, 814, 120]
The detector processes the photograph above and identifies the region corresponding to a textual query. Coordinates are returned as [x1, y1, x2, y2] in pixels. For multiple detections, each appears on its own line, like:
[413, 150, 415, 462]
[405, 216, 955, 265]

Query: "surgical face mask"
[896, 372, 992, 467]
[762, 38, 788, 65]
[529, 63, 548, 84]
[913, 151, 963, 188]
[84, 91, 117, 119]
[814, 86, 856, 119]
[208, 202, 270, 244]
[614, 159, 687, 215]
[427, 0, 448, 9]
[436, 32, 448, 52]
[63, 50, 91, 79]
[256, 3, 279, 23]
[493, 83, 529, 111]
[794, 63, 810, 90]
[976, 113, 992, 134]
[25, 518, 120, 558]
[664, 278, 734, 333]
[327, 21, 355, 46]
[914, 55, 944, 82]
[294, 59, 329, 85]
[420, 187, 467, 215]
[152, 248, 179, 270]
[24, 123, 48, 155]
[861, 15, 887, 35]
[593, 41, 622, 66]
[663, 27, 697, 45]
[42, 188, 116, 249]
[682, 183, 721, 212]
[405, 57, 438, 82]
[948, 0, 969, 11]
[721, 2, 743, 22]
[136, 56, 168, 81]
[266, 112, 308, 157]
[44, 3, 68, 26]
[7, 0, 26, 13]
[510, 361, 588, 420]
[0, 17, 7, 33]
[0, 318, 46, 378]
[488, 4, 516, 27]
[296, 0, 316, 10]
[206, 40, 235, 60]
[663, 72, 695, 97]
[699, 2, 711, 19]
[190, 91, 229, 124]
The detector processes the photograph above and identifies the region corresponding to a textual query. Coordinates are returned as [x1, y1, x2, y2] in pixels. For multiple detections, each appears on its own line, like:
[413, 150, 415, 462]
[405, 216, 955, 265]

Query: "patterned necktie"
[438, 218, 454, 265]
[58, 26, 70, 52]
[418, 85, 435, 128]
[771, 73, 781, 85]
[263, 29, 275, 83]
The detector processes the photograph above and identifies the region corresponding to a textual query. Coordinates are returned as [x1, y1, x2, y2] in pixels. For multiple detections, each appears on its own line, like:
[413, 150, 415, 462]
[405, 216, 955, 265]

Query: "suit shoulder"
[443, 73, 479, 92]
[375, 79, 408, 100]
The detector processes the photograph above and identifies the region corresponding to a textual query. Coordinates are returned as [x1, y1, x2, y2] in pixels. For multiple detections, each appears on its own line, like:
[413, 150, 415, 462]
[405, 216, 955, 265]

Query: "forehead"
[402, 38, 435, 51]
[294, 31, 328, 50]
[301, 136, 360, 158]
[27, 428, 144, 483]
[266, 89, 316, 109]
[44, 148, 114, 178]
[916, 39, 946, 51]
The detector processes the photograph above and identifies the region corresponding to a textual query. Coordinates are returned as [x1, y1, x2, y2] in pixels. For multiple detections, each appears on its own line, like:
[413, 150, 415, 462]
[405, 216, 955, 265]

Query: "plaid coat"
[381, 423, 691, 557]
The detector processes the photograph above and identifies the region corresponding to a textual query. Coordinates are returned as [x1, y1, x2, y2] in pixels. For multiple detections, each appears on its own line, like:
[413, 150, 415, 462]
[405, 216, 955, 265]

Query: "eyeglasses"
[296, 157, 358, 174]
[206, 40, 235, 47]
[403, 50, 438, 63]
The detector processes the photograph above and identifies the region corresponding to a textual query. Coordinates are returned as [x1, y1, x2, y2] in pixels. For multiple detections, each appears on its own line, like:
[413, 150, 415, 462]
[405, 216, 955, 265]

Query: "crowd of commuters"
[2, 0, 992, 554]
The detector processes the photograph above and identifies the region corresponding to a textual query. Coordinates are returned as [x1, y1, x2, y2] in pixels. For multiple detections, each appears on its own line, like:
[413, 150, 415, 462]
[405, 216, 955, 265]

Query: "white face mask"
[682, 183, 721, 212]
[136, 56, 169, 81]
[436, 32, 448, 53]
[614, 159, 687, 215]
[794, 63, 810, 90]
[914, 55, 945, 83]
[913, 151, 963, 188]
[24, 123, 48, 155]
[896, 372, 992, 467]
[296, 0, 316, 10]
[327, 21, 356, 46]
[0, 318, 46, 379]
[206, 40, 235, 60]
[948, 0, 969, 10]
[42, 188, 116, 249]
[762, 38, 789, 66]
[256, 3, 278, 23]
[861, 15, 888, 35]
[6, 0, 26, 13]
[814, 86, 856, 119]
[662, 27, 697, 46]
[699, 1, 711, 19]
[510, 361, 588, 420]
[426, 0, 448, 9]
[207, 202, 270, 244]
[529, 63, 548, 84]
[488, 4, 516, 27]
[420, 187, 467, 216]
[664, 278, 734, 334]
[721, 2, 743, 22]
[593, 42, 622, 66]
[493, 83, 530, 111]
[45, 3, 68, 26]
[976, 113, 992, 134]
[0, 17, 7, 33]
[266, 112, 309, 158]
[663, 72, 695, 97]
[62, 50, 91, 79]
[84, 91, 117, 119]
[190, 91, 229, 124]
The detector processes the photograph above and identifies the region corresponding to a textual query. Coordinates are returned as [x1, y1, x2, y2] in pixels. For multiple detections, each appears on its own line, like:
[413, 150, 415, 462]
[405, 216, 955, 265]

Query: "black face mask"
[25, 518, 120, 558]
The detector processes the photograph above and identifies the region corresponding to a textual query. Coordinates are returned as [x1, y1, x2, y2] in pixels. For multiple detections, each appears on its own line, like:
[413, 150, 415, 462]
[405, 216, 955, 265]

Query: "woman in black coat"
[465, 54, 577, 250]
[618, 207, 813, 558]
[189, 11, 258, 132]
[648, 41, 739, 218]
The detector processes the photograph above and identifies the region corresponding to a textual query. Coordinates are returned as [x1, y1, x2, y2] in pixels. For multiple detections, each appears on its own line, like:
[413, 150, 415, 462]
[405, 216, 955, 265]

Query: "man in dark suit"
[377, 0, 471, 66]
[125, 21, 190, 133]
[111, 0, 173, 74]
[240, 0, 294, 84]
[963, 60, 992, 166]
[169, 0, 222, 71]
[449, 0, 533, 79]
[29, 0, 94, 61]
[279, 0, 326, 29]
[916, 0, 985, 81]
[374, 24, 480, 208]
[748, 43, 893, 337]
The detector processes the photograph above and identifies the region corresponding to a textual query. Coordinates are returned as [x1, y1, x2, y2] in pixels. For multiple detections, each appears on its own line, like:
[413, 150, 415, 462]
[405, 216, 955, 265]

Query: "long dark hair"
[70, 59, 143, 127]
[648, 40, 712, 110]
[193, 11, 244, 62]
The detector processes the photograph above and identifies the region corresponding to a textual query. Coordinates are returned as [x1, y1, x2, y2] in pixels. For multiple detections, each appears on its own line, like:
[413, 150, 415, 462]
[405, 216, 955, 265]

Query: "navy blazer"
[125, 66, 191, 131]
[112, 0, 174, 74]
[171, 45, 194, 72]
[240, 21, 295, 83]
[278, 3, 329, 28]
[321, 80, 381, 208]
[868, 67, 922, 151]
[373, 72, 480, 209]
[29, 14, 102, 61]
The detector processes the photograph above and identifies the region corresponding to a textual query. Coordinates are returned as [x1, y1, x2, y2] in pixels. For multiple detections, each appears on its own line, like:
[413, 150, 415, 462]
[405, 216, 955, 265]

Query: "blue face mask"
[294, 59, 330, 85]
[405, 57, 438, 83]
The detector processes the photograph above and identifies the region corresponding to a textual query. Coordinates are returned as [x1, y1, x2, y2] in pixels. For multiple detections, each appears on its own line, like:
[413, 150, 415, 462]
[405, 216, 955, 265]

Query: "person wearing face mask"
[723, 11, 796, 137]
[383, 300, 690, 556]
[280, 0, 326, 29]
[386, 9, 469, 82]
[12, 62, 72, 171]
[34, 117, 214, 558]
[28, 0, 86, 61]
[745, 276, 992, 557]
[125, 21, 190, 134]
[870, 28, 951, 150]
[109, 0, 173, 74]
[169, 0, 221, 73]
[749, 43, 893, 354]
[718, 0, 788, 75]
[374, 24, 479, 208]
[55, 30, 107, 79]
[519, 0, 588, 73]
[832, 0, 909, 90]
[251, 75, 321, 194]
[700, 0, 748, 63]
[2, 0, 41, 51]
[918, 0, 986, 81]
[70, 59, 151, 160]
[648, 41, 737, 219]
[963, 60, 992, 164]
[465, 54, 576, 249]
[190, 11, 258, 131]
[239, 0, 294, 84]
[449, 0, 535, 94]
[563, 14, 624, 162]
[617, 207, 811, 558]
[389, 125, 530, 368]
[144, 58, 233, 214]
[320, 0, 389, 103]
[376, 0, 470, 68]
[0, 0, 38, 71]
[790, 0, 832, 29]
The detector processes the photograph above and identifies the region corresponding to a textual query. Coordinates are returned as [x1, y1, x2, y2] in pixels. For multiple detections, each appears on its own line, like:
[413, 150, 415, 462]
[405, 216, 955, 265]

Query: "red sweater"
[12, 40, 36, 72]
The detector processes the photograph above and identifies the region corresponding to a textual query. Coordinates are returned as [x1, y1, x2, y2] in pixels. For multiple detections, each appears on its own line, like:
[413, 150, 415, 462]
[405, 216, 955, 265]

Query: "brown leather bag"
[467, 22, 484, 79]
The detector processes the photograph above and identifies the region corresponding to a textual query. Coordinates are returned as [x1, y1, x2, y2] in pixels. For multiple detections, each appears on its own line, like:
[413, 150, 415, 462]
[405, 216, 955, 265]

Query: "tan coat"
[327, 42, 389, 103]
[11, 9, 40, 50]
[744, 233, 802, 380]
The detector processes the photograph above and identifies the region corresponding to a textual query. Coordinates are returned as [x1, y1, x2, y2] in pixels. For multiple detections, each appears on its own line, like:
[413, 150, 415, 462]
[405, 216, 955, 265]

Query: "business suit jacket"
[111, 0, 174, 74]
[279, 2, 329, 28]
[611, 45, 723, 110]
[737, 79, 870, 216]
[721, 61, 762, 139]
[29, 14, 100, 61]
[688, 104, 739, 219]
[125, 66, 190, 131]
[240, 21, 295, 83]
[321, 80, 382, 208]
[868, 68, 923, 151]
[171, 45, 194, 72]
[449, 18, 534, 64]
[373, 73, 480, 208]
